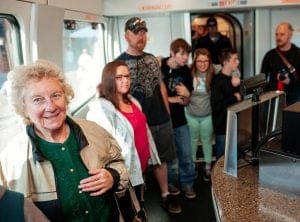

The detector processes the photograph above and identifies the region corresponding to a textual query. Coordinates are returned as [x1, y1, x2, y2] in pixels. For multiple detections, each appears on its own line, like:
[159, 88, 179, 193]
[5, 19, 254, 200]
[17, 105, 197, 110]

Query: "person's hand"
[175, 83, 190, 97]
[78, 168, 114, 196]
[234, 92, 241, 101]
[231, 76, 240, 87]
[277, 73, 290, 85]
[168, 96, 184, 104]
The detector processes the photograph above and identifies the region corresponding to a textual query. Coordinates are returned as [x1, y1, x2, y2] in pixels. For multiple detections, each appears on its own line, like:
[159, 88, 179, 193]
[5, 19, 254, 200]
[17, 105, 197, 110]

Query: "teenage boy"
[210, 48, 241, 159]
[160, 38, 196, 199]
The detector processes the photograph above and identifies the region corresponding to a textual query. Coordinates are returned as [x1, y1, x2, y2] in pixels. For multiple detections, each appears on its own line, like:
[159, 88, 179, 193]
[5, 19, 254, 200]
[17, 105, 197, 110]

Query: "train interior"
[1, 0, 300, 221]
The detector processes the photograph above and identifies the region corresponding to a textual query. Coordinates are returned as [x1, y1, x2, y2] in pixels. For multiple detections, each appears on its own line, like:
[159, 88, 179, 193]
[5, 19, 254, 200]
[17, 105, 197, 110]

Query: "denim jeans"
[167, 124, 196, 188]
[215, 134, 225, 160]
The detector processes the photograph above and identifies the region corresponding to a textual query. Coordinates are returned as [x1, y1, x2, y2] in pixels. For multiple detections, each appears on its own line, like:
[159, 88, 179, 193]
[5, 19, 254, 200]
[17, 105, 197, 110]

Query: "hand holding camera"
[278, 68, 288, 81]
[277, 68, 290, 85]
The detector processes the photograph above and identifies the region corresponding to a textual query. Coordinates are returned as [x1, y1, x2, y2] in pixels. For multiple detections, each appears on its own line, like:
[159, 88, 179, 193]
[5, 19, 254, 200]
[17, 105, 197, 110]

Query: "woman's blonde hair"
[8, 59, 74, 124]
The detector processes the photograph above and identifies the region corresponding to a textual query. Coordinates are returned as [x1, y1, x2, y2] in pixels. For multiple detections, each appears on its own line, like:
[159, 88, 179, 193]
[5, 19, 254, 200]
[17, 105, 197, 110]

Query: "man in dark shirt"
[194, 16, 232, 65]
[211, 48, 241, 159]
[261, 22, 300, 105]
[117, 17, 181, 214]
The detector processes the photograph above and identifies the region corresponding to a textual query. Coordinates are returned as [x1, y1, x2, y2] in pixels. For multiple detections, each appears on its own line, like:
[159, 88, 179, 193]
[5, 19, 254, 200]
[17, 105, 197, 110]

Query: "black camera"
[278, 68, 288, 81]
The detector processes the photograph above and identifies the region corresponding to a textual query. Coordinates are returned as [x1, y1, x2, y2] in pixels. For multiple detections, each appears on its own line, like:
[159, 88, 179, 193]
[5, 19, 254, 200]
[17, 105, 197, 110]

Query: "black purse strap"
[114, 180, 143, 222]
[276, 48, 298, 79]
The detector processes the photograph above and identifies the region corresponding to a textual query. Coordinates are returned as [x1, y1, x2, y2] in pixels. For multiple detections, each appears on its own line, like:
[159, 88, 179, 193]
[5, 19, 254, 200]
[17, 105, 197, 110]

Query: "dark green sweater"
[37, 130, 111, 222]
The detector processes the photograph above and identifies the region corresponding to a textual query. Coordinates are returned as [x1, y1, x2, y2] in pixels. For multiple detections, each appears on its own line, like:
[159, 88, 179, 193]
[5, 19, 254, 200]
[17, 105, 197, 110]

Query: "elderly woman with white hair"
[0, 60, 128, 222]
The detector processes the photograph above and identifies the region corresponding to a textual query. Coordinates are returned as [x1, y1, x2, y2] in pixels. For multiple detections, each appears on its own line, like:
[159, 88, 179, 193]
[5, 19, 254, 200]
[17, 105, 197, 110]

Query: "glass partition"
[63, 20, 105, 113]
[224, 91, 286, 177]
[0, 14, 23, 151]
[0, 15, 22, 96]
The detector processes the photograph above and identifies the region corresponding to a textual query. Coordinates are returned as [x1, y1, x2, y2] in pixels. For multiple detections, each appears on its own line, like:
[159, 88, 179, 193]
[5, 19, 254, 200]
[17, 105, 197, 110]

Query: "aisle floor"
[143, 163, 217, 222]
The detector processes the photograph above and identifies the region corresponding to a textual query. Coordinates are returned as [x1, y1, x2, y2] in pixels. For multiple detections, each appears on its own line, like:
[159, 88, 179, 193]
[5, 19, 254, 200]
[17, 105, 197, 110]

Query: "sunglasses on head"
[129, 19, 145, 30]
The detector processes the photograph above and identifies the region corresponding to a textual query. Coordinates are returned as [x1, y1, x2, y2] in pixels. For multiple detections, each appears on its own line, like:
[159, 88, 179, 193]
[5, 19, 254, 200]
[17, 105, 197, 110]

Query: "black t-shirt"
[117, 52, 170, 126]
[210, 72, 239, 134]
[161, 57, 193, 128]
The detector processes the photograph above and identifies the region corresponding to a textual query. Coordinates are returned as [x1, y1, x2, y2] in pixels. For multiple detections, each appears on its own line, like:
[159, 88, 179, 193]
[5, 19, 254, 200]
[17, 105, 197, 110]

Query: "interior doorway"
[190, 13, 243, 77]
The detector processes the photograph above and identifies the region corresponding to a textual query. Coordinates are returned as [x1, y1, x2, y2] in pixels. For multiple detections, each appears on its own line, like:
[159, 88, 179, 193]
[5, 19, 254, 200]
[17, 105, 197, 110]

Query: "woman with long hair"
[185, 48, 215, 181]
[87, 60, 161, 221]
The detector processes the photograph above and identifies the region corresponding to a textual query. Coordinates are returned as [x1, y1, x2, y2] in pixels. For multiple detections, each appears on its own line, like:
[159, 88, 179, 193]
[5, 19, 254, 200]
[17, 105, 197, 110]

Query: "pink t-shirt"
[120, 103, 150, 172]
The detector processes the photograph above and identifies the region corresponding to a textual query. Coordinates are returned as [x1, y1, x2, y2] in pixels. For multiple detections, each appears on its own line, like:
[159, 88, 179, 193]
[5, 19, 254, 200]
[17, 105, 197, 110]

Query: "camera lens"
[279, 69, 287, 81]
[279, 74, 286, 81]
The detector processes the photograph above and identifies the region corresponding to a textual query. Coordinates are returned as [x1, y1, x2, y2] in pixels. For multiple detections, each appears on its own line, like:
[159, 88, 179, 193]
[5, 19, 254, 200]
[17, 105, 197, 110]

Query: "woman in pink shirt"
[119, 102, 150, 173]
[87, 60, 160, 221]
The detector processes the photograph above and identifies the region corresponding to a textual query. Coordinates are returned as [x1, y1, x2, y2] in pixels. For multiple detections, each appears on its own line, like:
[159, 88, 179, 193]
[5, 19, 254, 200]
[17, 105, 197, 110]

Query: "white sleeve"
[86, 101, 114, 134]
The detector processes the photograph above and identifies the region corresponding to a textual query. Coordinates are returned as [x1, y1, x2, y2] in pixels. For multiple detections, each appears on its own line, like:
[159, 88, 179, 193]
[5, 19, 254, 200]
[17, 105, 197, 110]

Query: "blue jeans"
[215, 134, 226, 160]
[167, 124, 196, 188]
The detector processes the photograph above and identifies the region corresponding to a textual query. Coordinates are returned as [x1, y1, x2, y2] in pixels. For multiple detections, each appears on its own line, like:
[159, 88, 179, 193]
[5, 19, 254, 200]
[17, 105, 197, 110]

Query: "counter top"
[211, 158, 300, 221]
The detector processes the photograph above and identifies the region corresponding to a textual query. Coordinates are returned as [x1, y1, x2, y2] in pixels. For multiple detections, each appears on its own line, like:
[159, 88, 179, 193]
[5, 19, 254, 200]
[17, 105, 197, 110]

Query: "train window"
[62, 20, 105, 112]
[0, 15, 22, 96]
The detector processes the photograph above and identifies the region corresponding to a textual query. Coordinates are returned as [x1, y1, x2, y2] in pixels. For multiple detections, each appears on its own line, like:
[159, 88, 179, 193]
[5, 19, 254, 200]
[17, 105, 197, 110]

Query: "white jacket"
[87, 96, 160, 186]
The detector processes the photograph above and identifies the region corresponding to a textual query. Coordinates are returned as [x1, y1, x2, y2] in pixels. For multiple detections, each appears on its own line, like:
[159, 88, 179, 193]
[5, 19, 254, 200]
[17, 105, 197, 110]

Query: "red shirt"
[120, 103, 150, 172]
